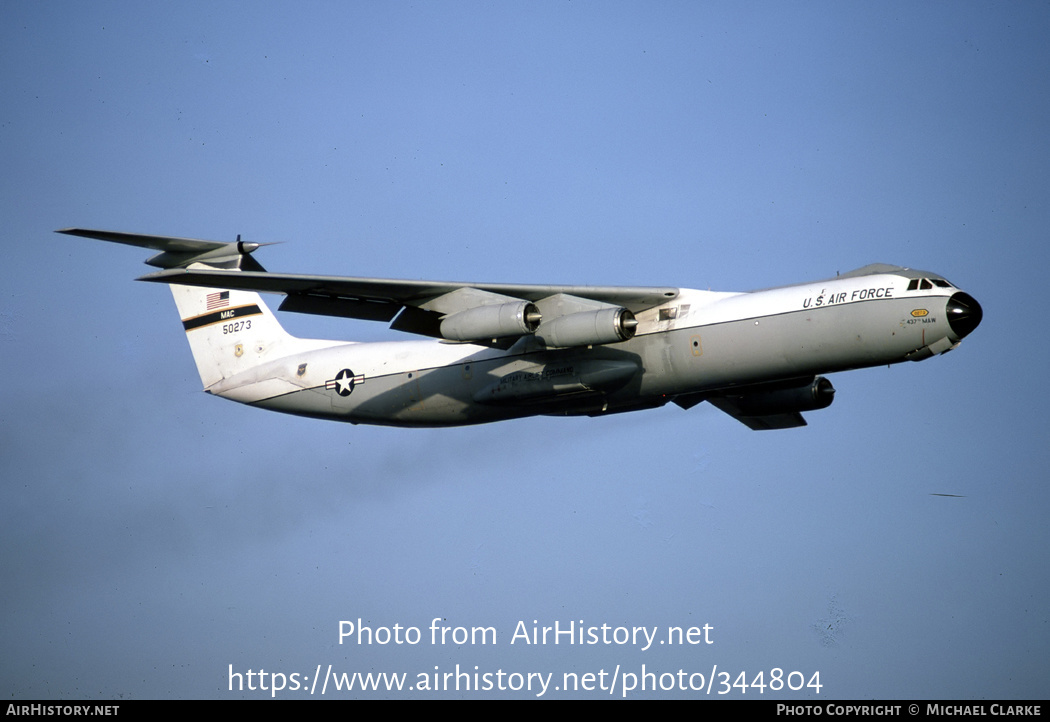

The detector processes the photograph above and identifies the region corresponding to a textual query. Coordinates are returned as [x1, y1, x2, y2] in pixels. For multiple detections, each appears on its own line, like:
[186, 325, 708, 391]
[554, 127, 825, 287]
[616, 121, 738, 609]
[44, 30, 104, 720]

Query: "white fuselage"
[209, 271, 972, 427]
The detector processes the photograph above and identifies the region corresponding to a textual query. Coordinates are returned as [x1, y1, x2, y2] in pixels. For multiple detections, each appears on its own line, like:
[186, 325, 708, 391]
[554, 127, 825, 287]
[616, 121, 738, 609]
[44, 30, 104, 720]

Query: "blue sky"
[2, 1, 1048, 699]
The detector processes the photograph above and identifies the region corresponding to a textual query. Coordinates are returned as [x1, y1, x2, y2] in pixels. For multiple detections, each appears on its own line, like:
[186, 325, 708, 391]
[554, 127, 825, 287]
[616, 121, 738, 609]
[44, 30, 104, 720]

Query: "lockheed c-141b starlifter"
[59, 228, 982, 430]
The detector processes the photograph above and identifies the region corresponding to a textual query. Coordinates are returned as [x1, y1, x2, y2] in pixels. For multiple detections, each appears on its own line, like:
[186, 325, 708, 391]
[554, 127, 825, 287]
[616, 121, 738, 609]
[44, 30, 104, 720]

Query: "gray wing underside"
[141, 267, 676, 313]
[139, 267, 678, 338]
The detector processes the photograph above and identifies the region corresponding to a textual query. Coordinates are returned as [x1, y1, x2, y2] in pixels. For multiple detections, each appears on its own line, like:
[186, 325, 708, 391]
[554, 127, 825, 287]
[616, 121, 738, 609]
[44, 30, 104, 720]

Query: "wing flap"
[278, 293, 400, 322]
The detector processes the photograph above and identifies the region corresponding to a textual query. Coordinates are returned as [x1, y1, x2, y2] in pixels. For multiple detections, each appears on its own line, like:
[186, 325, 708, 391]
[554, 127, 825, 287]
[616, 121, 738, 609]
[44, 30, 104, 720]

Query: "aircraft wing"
[141, 267, 680, 339]
[140, 267, 678, 314]
[58, 228, 678, 340]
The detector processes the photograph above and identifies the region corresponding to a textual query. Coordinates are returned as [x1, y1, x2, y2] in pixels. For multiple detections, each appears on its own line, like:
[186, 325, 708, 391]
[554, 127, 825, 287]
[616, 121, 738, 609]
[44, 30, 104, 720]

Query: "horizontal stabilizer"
[56, 228, 268, 271]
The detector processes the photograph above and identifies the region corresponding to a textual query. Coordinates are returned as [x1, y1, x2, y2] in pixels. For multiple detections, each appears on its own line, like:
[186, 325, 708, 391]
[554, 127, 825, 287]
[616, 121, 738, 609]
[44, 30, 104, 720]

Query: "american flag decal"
[206, 291, 230, 310]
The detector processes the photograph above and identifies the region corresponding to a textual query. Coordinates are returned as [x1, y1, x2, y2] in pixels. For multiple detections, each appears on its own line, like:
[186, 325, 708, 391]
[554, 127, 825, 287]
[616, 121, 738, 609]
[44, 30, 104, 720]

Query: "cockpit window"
[907, 277, 952, 291]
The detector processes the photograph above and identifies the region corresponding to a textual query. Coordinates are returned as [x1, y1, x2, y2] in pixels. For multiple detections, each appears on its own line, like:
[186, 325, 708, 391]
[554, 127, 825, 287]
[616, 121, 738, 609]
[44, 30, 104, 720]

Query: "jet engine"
[729, 377, 835, 416]
[536, 307, 638, 348]
[439, 301, 541, 341]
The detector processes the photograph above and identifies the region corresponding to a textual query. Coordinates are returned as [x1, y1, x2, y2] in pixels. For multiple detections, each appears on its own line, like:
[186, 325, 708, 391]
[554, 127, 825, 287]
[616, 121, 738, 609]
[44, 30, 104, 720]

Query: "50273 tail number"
[222, 320, 252, 334]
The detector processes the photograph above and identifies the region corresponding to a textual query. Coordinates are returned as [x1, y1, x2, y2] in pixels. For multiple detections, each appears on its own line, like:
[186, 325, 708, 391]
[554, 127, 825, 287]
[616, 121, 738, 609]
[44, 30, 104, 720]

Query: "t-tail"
[56, 228, 338, 391]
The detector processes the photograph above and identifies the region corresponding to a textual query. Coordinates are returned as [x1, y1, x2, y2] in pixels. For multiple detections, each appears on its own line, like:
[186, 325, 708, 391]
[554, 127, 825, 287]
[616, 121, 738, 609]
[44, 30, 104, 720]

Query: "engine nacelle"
[731, 377, 835, 416]
[536, 307, 638, 348]
[439, 301, 541, 341]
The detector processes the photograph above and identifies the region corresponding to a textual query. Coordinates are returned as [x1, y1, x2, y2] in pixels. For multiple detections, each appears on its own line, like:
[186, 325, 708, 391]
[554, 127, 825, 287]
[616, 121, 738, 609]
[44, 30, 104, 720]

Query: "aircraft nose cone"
[946, 292, 983, 339]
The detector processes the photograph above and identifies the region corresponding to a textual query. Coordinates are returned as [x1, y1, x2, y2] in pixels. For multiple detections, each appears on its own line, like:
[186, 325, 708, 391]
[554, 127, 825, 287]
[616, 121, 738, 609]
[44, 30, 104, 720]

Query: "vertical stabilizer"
[169, 273, 306, 389]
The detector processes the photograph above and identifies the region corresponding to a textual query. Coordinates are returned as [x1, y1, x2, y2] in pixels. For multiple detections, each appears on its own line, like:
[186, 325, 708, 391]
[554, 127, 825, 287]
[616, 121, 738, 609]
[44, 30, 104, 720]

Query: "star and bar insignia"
[325, 368, 365, 396]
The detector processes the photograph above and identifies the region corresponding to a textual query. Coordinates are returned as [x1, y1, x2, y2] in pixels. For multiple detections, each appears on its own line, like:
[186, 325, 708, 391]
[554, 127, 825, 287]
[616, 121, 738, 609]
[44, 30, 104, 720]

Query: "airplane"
[58, 228, 983, 430]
